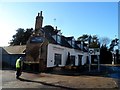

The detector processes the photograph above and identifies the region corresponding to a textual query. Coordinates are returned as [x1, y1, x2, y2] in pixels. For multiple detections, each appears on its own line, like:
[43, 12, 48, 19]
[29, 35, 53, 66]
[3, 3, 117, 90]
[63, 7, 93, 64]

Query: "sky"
[0, 1, 119, 46]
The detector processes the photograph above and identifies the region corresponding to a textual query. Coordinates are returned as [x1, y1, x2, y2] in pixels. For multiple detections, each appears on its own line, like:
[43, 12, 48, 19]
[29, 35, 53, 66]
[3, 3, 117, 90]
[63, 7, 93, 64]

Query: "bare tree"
[100, 37, 110, 47]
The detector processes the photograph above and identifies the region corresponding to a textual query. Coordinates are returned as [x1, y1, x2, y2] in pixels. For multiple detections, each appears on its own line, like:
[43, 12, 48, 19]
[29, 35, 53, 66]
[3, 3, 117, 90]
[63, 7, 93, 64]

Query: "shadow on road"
[18, 78, 76, 90]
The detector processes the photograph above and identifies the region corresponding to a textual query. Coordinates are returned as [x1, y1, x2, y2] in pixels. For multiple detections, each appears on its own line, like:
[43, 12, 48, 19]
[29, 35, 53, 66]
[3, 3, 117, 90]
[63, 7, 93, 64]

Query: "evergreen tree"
[10, 28, 33, 45]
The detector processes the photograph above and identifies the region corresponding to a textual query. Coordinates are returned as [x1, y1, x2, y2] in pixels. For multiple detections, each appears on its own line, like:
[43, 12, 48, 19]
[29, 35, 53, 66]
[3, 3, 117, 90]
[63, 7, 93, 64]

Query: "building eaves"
[65, 36, 74, 40]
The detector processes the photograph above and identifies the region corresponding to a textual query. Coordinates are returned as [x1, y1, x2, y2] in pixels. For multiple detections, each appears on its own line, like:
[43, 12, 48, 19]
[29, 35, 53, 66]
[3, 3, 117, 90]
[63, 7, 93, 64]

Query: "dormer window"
[67, 37, 75, 48]
[68, 41, 71, 46]
[52, 35, 61, 44]
[77, 44, 80, 47]
[57, 35, 61, 44]
[80, 41, 84, 50]
[72, 38, 75, 48]
[52, 35, 57, 41]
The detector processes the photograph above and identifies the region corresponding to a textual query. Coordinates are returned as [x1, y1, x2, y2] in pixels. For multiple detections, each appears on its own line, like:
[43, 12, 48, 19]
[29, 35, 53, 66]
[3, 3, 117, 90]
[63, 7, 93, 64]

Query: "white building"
[25, 11, 100, 72]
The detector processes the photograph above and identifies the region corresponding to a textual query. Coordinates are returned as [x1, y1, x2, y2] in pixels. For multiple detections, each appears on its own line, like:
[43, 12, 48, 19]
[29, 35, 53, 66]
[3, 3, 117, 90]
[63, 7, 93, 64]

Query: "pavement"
[17, 65, 120, 89]
[2, 70, 63, 89]
[22, 73, 117, 89]
[18, 65, 119, 90]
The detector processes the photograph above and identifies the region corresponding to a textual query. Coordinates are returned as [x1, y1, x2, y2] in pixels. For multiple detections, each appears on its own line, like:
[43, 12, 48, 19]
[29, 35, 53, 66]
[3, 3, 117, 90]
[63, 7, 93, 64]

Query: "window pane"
[78, 55, 82, 66]
[54, 53, 62, 65]
[57, 35, 61, 44]
[70, 55, 75, 66]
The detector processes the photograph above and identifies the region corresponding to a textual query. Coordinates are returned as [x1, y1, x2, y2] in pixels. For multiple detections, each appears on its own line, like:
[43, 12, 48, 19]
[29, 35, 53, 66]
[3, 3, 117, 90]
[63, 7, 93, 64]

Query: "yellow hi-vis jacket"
[16, 59, 21, 68]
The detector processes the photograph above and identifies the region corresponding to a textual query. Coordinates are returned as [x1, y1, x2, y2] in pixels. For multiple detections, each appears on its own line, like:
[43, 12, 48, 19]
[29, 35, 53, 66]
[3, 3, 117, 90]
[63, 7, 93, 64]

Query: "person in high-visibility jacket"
[16, 57, 23, 79]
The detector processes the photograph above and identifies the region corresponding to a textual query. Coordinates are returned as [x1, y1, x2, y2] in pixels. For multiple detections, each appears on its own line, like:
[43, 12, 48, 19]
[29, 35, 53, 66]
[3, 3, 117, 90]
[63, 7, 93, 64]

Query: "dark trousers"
[16, 68, 21, 78]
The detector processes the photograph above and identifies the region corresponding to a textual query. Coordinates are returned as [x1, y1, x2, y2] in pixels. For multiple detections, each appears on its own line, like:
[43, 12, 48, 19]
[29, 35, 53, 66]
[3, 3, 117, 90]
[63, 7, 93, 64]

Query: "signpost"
[88, 54, 91, 72]
[89, 48, 100, 72]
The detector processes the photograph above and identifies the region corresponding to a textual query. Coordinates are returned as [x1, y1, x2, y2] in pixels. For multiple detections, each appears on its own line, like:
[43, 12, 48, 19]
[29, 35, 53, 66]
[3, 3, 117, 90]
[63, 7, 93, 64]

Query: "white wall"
[47, 44, 67, 67]
[47, 43, 85, 67]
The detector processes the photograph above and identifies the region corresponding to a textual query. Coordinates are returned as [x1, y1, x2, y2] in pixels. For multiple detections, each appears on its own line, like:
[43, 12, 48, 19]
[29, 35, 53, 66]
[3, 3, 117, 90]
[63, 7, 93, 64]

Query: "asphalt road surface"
[107, 66, 120, 89]
[1, 70, 65, 89]
[1, 65, 120, 90]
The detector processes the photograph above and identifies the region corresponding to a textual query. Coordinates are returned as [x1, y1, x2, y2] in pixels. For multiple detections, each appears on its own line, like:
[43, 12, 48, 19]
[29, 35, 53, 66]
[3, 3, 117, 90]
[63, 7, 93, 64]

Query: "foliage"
[109, 38, 119, 51]
[77, 34, 89, 42]
[77, 34, 119, 64]
[100, 45, 112, 64]
[115, 49, 120, 64]
[89, 42, 100, 48]
[100, 38, 119, 64]
[10, 28, 33, 46]
[43, 25, 54, 33]
[77, 34, 100, 48]
[100, 37, 110, 46]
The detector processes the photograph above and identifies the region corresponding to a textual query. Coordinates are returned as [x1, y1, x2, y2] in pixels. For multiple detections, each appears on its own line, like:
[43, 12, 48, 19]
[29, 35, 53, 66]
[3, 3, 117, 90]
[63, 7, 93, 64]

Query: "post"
[89, 54, 91, 72]
[97, 55, 100, 72]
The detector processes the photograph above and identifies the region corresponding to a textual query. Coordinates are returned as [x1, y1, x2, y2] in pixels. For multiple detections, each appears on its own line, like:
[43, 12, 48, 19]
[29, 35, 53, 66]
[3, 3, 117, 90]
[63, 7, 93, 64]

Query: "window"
[57, 35, 61, 44]
[67, 38, 75, 48]
[54, 53, 62, 66]
[77, 44, 80, 48]
[68, 41, 71, 46]
[80, 42, 83, 50]
[72, 39, 75, 48]
[78, 55, 82, 66]
[70, 55, 75, 66]
[52, 35, 61, 44]
[52, 35, 57, 41]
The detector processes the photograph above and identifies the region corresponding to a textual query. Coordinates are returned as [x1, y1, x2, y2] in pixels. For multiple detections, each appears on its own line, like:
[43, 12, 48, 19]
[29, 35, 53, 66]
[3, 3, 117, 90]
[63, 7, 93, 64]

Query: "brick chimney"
[35, 11, 43, 34]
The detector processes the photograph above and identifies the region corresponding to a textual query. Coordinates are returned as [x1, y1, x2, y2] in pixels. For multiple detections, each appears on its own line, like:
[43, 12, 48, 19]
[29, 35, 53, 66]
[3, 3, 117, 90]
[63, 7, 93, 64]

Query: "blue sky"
[0, 2, 118, 46]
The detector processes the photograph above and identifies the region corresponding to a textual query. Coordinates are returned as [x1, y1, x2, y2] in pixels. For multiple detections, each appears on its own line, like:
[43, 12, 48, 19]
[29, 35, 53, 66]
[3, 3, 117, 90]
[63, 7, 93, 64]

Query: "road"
[1, 65, 120, 89]
[1, 70, 65, 89]
[107, 66, 120, 89]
